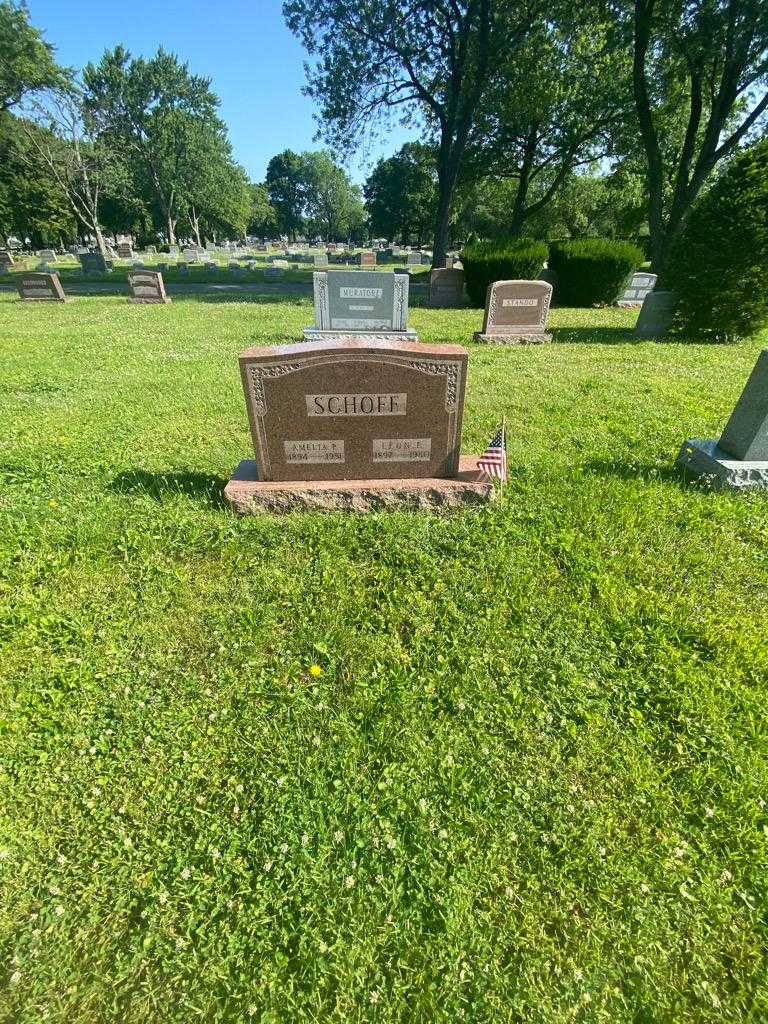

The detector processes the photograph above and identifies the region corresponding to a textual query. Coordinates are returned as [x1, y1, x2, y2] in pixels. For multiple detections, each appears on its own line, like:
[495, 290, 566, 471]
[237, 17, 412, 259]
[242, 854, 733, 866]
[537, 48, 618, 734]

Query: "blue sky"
[26, 0, 416, 184]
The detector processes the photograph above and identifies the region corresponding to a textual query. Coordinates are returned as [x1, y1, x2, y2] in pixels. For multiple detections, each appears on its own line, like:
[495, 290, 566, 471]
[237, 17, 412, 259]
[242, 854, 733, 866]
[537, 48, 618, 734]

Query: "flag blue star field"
[478, 424, 507, 481]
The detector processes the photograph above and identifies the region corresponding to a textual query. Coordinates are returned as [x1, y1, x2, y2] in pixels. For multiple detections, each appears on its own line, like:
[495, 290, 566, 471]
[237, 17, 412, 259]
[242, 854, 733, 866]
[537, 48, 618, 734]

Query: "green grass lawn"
[1, 291, 767, 1023]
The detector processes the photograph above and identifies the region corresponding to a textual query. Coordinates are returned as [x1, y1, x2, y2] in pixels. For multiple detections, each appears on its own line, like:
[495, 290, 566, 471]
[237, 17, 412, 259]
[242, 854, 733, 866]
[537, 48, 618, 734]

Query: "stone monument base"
[676, 439, 768, 491]
[128, 297, 171, 304]
[224, 456, 495, 513]
[302, 327, 419, 343]
[473, 331, 552, 344]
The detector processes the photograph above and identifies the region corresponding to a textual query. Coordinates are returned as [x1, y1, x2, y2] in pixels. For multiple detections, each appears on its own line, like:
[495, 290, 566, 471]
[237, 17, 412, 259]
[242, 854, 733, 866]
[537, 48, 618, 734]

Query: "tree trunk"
[93, 222, 108, 259]
[166, 214, 176, 246]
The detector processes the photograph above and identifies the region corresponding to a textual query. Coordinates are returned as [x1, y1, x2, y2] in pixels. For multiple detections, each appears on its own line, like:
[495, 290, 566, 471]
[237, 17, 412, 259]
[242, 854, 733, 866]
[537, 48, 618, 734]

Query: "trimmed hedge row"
[548, 238, 644, 307]
[667, 138, 768, 341]
[461, 239, 548, 306]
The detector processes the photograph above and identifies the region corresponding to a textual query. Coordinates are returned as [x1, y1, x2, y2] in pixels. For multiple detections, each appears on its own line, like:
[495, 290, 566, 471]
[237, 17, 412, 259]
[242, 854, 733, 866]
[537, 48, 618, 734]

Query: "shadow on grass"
[583, 456, 683, 486]
[109, 469, 229, 508]
[553, 327, 639, 345]
[171, 290, 311, 305]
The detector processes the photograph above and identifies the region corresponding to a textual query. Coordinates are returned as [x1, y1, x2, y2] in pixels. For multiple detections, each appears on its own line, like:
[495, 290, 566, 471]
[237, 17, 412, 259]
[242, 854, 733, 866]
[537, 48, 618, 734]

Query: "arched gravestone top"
[16, 272, 68, 302]
[127, 269, 170, 304]
[475, 279, 552, 343]
[237, 336, 468, 483]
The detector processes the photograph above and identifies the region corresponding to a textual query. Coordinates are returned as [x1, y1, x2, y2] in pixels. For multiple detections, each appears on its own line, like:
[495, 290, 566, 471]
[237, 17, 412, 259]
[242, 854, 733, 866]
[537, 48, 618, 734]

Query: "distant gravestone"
[224, 337, 494, 512]
[117, 242, 133, 259]
[206, 241, 216, 251]
[407, 252, 421, 268]
[182, 248, 202, 263]
[676, 349, 768, 490]
[0, 250, 15, 269]
[16, 271, 68, 302]
[271, 259, 289, 269]
[617, 271, 657, 307]
[313, 252, 328, 267]
[127, 269, 170, 304]
[428, 268, 465, 308]
[39, 249, 56, 262]
[169, 245, 180, 256]
[358, 251, 376, 267]
[205, 261, 218, 271]
[475, 279, 553, 343]
[634, 291, 677, 338]
[146, 245, 157, 254]
[305, 269, 416, 341]
[265, 266, 284, 278]
[78, 252, 112, 273]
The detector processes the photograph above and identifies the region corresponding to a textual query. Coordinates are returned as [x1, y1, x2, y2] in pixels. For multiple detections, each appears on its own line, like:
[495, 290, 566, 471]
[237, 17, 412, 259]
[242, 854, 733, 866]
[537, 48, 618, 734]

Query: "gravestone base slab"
[127, 296, 171, 305]
[302, 327, 419, 343]
[474, 330, 552, 344]
[224, 456, 494, 513]
[19, 295, 71, 303]
[676, 438, 768, 491]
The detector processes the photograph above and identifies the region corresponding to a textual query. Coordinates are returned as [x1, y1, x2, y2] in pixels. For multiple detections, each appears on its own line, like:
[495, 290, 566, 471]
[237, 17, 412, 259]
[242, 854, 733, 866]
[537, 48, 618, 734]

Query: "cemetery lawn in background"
[1, 292, 767, 1023]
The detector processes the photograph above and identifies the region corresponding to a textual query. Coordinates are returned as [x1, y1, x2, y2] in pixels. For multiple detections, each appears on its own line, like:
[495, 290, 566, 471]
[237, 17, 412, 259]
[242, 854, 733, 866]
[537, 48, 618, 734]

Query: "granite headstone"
[429, 268, 465, 308]
[127, 269, 170, 304]
[617, 271, 657, 308]
[16, 272, 68, 302]
[474, 279, 553, 343]
[676, 349, 768, 490]
[304, 269, 417, 341]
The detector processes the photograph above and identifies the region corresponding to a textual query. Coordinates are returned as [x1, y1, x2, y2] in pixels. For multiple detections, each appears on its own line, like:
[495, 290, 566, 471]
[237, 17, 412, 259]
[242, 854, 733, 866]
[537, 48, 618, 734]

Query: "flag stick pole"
[501, 414, 507, 497]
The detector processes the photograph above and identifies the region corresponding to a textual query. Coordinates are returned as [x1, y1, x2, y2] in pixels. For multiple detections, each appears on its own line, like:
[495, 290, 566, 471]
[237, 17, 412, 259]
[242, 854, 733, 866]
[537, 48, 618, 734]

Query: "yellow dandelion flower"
[308, 664, 323, 677]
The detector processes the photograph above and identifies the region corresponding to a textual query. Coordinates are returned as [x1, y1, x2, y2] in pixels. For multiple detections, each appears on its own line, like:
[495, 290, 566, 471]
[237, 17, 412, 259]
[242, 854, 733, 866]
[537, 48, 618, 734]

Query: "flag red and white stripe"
[478, 423, 507, 481]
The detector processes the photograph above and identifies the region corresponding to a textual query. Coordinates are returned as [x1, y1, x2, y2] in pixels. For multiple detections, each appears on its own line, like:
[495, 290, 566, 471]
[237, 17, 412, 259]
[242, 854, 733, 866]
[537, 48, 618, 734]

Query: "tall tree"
[0, 112, 75, 246]
[82, 47, 222, 245]
[265, 149, 306, 239]
[364, 143, 437, 244]
[247, 183, 277, 237]
[0, 0, 62, 112]
[283, 0, 534, 264]
[627, 0, 768, 274]
[301, 150, 364, 240]
[467, 16, 631, 236]
[16, 86, 121, 256]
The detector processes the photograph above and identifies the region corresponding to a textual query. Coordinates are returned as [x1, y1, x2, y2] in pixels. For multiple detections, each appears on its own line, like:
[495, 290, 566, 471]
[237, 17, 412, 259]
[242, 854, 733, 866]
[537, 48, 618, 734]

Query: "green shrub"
[666, 139, 768, 341]
[461, 238, 549, 306]
[548, 238, 643, 307]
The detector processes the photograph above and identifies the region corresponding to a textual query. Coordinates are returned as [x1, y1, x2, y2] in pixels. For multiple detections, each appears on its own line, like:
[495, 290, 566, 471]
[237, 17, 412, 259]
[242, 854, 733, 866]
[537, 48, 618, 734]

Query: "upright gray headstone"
[304, 269, 416, 341]
[78, 252, 112, 273]
[0, 250, 15, 269]
[634, 291, 677, 338]
[617, 271, 657, 307]
[676, 350, 768, 489]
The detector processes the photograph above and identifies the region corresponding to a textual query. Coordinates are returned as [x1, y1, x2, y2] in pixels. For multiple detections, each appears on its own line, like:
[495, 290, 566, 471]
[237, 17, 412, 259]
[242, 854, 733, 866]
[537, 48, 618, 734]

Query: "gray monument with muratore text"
[676, 349, 768, 490]
[303, 270, 417, 342]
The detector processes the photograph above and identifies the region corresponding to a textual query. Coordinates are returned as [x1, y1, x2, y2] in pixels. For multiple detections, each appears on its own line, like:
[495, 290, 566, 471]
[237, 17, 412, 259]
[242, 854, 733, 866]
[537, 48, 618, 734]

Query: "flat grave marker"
[16, 271, 68, 302]
[304, 269, 416, 341]
[225, 336, 491, 511]
[474, 279, 552, 344]
[127, 269, 170, 304]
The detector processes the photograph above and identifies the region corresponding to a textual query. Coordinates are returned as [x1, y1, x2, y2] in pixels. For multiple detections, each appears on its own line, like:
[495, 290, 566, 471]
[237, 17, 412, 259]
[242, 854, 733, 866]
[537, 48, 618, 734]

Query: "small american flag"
[478, 423, 507, 481]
